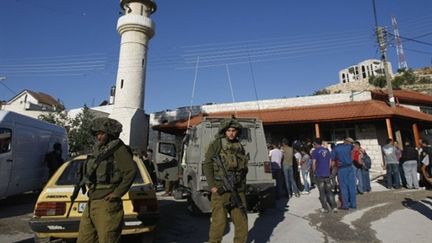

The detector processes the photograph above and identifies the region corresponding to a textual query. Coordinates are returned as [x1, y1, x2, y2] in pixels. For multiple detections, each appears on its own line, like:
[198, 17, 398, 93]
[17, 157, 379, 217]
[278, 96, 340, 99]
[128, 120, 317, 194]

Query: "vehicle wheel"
[124, 232, 154, 243]
[187, 182, 201, 215]
[34, 234, 51, 243]
[187, 195, 201, 215]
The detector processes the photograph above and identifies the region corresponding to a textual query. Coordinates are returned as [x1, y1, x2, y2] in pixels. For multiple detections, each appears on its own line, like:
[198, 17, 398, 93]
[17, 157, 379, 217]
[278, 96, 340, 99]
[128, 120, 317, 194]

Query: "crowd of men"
[268, 137, 432, 213]
[382, 138, 432, 190]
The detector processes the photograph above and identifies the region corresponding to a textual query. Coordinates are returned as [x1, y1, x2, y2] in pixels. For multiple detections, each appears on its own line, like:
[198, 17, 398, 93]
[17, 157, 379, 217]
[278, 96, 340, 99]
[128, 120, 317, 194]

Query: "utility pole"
[373, 0, 395, 107]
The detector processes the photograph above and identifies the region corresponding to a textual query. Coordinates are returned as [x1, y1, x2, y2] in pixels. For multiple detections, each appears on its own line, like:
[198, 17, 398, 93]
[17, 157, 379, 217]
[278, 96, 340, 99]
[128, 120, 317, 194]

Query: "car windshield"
[56, 159, 144, 186]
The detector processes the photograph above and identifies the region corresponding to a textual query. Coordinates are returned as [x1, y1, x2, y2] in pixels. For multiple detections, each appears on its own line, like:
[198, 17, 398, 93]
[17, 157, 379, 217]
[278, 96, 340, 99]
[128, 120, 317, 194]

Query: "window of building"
[342, 73, 346, 83]
[321, 124, 356, 144]
[362, 65, 366, 79]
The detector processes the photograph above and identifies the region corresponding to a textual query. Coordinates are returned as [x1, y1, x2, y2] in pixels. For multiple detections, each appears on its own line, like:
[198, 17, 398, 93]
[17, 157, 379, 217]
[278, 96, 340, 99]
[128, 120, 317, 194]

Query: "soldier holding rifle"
[203, 118, 249, 243]
[76, 117, 136, 243]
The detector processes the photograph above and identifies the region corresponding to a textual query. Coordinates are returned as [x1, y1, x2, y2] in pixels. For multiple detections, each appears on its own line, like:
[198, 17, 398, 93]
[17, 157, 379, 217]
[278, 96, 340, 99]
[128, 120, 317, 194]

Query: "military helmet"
[219, 118, 242, 135]
[90, 117, 123, 138]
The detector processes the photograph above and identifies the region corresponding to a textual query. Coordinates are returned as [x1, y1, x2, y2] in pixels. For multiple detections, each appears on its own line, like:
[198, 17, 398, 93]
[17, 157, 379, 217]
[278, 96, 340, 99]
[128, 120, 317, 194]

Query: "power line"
[0, 14, 429, 76]
[411, 32, 432, 39]
[404, 48, 432, 56]
[0, 32, 372, 74]
[388, 33, 432, 47]
[182, 38, 370, 65]
[0, 77, 17, 95]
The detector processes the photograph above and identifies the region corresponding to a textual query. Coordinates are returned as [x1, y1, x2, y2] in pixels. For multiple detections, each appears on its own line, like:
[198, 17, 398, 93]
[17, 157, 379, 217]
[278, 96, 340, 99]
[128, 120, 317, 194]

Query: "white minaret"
[109, 0, 156, 152]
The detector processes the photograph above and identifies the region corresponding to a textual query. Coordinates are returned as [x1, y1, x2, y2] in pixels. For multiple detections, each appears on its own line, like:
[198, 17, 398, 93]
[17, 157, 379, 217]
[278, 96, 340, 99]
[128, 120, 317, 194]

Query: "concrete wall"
[202, 92, 372, 114]
[355, 123, 384, 177]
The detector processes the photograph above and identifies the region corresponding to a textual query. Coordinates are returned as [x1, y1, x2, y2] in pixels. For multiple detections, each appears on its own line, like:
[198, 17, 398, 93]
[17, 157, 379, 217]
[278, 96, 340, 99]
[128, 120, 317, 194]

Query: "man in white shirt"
[269, 144, 284, 199]
[420, 140, 432, 188]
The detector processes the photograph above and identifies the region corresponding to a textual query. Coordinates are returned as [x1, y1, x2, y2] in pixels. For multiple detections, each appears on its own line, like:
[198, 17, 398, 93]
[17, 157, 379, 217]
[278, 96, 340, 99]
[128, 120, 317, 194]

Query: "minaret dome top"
[120, 0, 157, 14]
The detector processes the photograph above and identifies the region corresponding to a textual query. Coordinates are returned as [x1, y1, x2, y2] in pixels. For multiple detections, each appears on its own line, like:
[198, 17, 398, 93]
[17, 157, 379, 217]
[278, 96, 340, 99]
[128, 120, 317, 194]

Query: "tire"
[34, 235, 69, 243]
[34, 235, 51, 243]
[187, 182, 201, 215]
[124, 232, 154, 243]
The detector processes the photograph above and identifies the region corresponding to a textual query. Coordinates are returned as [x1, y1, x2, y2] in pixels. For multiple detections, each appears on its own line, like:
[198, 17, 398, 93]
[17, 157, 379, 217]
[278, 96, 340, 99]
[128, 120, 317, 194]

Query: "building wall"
[355, 123, 384, 176]
[2, 93, 53, 119]
[339, 59, 393, 84]
[2, 102, 48, 119]
[149, 92, 373, 127]
[202, 92, 372, 114]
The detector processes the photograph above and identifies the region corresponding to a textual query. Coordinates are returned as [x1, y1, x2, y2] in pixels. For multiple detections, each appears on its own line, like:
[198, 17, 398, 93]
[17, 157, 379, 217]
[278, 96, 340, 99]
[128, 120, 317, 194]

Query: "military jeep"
[155, 117, 275, 214]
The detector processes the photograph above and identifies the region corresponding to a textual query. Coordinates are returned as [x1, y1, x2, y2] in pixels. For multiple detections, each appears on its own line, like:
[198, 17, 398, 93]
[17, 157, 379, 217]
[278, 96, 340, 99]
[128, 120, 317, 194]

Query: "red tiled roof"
[26, 90, 60, 107]
[154, 100, 432, 134]
[371, 89, 432, 105]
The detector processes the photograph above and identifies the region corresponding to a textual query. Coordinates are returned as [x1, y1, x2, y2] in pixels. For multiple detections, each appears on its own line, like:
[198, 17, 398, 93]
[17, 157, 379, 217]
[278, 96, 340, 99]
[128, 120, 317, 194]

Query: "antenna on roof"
[247, 46, 263, 120]
[186, 56, 200, 131]
[225, 64, 238, 117]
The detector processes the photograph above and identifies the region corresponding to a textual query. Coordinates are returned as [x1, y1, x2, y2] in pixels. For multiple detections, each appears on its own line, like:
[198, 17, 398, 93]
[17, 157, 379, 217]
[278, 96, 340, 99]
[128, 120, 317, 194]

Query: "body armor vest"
[83, 140, 122, 190]
[213, 138, 249, 188]
[219, 139, 248, 171]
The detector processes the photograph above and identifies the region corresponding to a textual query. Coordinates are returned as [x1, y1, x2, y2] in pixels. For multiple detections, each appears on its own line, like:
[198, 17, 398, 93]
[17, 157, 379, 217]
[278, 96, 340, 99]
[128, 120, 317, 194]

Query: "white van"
[0, 111, 68, 199]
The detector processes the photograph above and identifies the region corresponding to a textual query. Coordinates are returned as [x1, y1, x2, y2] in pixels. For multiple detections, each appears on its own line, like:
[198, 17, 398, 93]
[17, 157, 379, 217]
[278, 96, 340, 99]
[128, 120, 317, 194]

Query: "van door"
[0, 127, 13, 198]
[155, 142, 179, 182]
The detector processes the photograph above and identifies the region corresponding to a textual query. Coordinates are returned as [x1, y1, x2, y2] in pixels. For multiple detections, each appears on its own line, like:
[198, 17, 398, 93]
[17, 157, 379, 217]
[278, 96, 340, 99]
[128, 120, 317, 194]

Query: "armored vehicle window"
[159, 142, 176, 157]
[0, 128, 11, 153]
[238, 128, 251, 142]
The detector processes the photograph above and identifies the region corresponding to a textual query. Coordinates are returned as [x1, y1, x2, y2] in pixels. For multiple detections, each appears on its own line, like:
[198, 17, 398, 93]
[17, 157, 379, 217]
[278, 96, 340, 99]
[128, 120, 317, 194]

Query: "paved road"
[1, 181, 431, 243]
[152, 181, 431, 243]
[0, 192, 36, 243]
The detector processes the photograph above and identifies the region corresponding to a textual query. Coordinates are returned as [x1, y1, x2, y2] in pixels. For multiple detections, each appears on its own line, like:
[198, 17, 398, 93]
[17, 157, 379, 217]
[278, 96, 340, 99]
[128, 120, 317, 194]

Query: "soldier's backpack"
[362, 153, 372, 169]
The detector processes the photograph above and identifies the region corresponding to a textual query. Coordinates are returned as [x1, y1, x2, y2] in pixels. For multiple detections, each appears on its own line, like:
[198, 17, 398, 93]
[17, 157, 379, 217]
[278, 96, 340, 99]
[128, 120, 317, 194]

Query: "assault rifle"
[212, 155, 247, 218]
[66, 159, 87, 218]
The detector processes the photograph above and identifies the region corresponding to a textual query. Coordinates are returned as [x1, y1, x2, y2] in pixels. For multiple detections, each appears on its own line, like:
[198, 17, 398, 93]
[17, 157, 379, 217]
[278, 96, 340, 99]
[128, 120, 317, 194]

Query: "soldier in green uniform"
[77, 117, 137, 243]
[203, 118, 249, 243]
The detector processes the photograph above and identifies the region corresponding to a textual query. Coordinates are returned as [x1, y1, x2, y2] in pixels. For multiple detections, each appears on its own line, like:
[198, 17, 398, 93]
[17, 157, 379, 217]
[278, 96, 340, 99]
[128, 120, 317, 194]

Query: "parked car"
[29, 154, 159, 242]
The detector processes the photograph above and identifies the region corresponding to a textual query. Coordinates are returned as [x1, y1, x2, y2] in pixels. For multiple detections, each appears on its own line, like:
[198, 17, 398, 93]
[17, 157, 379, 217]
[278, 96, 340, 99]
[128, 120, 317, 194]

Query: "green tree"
[39, 107, 69, 127]
[39, 105, 98, 156]
[68, 105, 96, 155]
[312, 89, 330, 95]
[394, 69, 416, 86]
[368, 75, 387, 88]
[418, 77, 432, 84]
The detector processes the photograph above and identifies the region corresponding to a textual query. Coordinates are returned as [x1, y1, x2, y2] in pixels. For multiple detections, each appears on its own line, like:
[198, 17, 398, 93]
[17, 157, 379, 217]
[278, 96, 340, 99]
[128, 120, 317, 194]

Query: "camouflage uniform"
[202, 118, 249, 243]
[77, 118, 136, 243]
